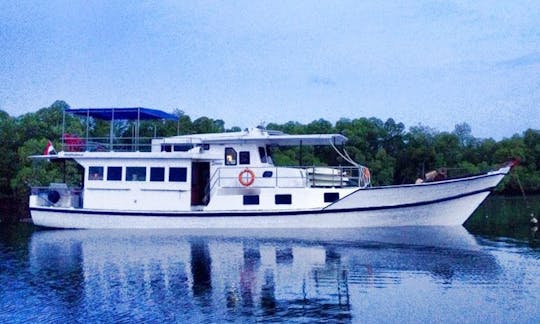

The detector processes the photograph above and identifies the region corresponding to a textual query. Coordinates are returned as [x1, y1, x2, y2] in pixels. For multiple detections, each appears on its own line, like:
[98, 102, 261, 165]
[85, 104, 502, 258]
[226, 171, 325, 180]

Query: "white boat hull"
[30, 189, 491, 229]
[30, 167, 509, 229]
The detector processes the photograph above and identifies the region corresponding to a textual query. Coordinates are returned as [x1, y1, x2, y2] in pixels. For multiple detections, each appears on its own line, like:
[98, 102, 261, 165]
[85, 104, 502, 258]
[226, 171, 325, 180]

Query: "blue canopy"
[65, 107, 178, 120]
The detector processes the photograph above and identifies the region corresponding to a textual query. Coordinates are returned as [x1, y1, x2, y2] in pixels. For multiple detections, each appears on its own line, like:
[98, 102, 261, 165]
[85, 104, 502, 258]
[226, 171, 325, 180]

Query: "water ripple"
[1, 225, 539, 323]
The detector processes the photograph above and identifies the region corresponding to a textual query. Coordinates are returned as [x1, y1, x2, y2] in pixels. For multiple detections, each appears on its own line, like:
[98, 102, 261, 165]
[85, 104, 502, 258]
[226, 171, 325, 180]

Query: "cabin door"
[191, 162, 210, 206]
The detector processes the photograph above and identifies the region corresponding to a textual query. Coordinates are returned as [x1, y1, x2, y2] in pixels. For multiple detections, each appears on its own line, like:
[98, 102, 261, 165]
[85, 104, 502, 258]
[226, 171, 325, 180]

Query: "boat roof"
[30, 127, 347, 160]
[65, 107, 178, 120]
[162, 128, 348, 146]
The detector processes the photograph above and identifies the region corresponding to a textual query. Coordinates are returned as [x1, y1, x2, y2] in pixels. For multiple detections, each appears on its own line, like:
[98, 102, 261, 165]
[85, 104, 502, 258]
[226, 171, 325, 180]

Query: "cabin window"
[107, 167, 122, 181]
[88, 166, 103, 180]
[161, 144, 172, 152]
[324, 192, 340, 203]
[225, 147, 237, 165]
[174, 144, 194, 152]
[275, 194, 292, 205]
[239, 151, 250, 165]
[150, 167, 165, 182]
[262, 171, 273, 178]
[243, 195, 260, 205]
[258, 147, 267, 163]
[265, 145, 274, 164]
[169, 167, 187, 182]
[126, 167, 146, 181]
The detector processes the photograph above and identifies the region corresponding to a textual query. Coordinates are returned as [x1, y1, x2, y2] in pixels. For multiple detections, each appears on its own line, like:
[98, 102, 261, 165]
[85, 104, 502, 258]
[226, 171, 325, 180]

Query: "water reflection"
[28, 227, 500, 322]
[467, 194, 540, 247]
[191, 241, 212, 300]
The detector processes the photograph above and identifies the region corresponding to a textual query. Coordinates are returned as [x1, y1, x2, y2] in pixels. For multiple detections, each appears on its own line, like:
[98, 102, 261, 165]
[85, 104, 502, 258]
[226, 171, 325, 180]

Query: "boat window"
[126, 167, 146, 181]
[258, 147, 267, 163]
[107, 167, 122, 181]
[161, 144, 172, 152]
[225, 147, 237, 165]
[243, 195, 260, 205]
[239, 151, 250, 165]
[173, 144, 194, 152]
[169, 167, 187, 182]
[265, 145, 274, 164]
[275, 194, 292, 205]
[197, 144, 210, 150]
[324, 192, 340, 203]
[262, 171, 273, 178]
[88, 166, 103, 180]
[150, 167, 165, 182]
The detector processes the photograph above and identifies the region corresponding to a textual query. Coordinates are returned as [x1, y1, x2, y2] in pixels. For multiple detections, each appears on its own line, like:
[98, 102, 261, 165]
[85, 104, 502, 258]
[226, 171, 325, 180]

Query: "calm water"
[1, 197, 540, 323]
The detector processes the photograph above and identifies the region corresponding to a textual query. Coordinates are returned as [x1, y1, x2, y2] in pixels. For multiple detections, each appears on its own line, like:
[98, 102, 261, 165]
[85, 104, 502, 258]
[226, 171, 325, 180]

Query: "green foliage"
[10, 138, 64, 216]
[370, 148, 396, 186]
[192, 117, 224, 134]
[268, 148, 298, 166]
[0, 110, 18, 199]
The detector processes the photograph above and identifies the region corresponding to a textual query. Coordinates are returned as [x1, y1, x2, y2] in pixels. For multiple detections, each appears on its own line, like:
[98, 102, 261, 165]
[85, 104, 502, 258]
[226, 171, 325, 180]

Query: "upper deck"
[57, 108, 348, 154]
[60, 107, 179, 153]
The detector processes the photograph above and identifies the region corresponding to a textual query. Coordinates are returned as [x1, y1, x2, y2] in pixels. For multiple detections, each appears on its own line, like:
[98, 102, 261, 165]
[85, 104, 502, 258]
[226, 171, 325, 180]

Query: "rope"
[329, 140, 370, 187]
[329, 140, 358, 167]
[513, 172, 537, 224]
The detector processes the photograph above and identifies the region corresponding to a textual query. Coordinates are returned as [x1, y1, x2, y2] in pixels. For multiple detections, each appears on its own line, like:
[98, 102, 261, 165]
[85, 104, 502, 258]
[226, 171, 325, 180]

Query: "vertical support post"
[136, 107, 140, 151]
[86, 109, 90, 152]
[110, 108, 114, 151]
[299, 140, 303, 166]
[61, 108, 65, 151]
[63, 159, 66, 183]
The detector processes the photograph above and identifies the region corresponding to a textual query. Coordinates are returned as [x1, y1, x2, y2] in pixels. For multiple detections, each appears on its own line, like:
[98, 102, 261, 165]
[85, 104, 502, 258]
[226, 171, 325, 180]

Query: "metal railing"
[205, 165, 368, 193]
[62, 134, 157, 152]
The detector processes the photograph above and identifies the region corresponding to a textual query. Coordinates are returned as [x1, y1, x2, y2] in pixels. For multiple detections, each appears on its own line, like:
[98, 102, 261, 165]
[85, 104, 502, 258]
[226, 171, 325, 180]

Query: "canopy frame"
[62, 107, 178, 152]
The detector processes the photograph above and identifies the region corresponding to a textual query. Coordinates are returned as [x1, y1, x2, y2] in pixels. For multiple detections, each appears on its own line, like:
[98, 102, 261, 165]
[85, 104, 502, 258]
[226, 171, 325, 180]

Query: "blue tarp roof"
[65, 107, 178, 120]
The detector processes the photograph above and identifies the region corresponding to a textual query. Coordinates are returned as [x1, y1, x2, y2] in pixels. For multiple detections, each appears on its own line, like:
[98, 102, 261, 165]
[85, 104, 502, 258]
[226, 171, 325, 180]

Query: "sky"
[1, 0, 539, 139]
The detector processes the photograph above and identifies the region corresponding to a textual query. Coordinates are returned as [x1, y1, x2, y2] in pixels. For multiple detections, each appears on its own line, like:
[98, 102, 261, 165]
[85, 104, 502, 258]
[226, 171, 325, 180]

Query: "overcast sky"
[1, 1, 539, 139]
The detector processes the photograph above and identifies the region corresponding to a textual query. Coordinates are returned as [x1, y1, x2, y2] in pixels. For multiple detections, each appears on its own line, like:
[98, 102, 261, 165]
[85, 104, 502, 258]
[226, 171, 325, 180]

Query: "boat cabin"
[30, 108, 369, 213]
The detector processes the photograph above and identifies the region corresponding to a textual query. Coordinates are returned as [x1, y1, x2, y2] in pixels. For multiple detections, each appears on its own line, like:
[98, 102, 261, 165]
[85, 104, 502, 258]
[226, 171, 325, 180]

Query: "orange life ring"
[238, 169, 256, 187]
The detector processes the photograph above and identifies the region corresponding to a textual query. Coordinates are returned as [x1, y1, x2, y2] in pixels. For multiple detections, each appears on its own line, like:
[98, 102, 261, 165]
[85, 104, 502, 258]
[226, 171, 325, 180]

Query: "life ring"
[47, 190, 61, 204]
[238, 169, 256, 187]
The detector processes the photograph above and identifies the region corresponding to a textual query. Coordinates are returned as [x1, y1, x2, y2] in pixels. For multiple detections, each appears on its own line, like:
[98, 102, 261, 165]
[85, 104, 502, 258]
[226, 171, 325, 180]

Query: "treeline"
[1, 101, 539, 221]
[266, 119, 540, 189]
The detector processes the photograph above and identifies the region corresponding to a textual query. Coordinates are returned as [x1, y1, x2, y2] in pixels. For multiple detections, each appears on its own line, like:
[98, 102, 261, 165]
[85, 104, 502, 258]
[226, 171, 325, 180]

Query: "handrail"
[30, 186, 83, 192]
[209, 166, 363, 189]
[61, 134, 159, 152]
[203, 168, 222, 204]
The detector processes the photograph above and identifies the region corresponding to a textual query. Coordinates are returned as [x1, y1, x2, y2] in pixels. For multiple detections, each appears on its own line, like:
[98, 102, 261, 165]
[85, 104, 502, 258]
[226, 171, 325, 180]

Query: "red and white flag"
[43, 140, 57, 155]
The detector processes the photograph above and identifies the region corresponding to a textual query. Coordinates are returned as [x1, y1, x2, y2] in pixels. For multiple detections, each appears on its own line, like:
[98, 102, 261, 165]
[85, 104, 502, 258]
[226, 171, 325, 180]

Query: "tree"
[192, 117, 223, 134]
[398, 124, 438, 182]
[434, 132, 461, 169]
[306, 119, 333, 134]
[0, 110, 18, 200]
[453, 122, 473, 147]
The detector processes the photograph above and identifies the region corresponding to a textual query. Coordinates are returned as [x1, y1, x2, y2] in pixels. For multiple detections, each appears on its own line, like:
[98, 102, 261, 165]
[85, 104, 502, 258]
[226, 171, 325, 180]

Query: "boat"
[28, 107, 515, 229]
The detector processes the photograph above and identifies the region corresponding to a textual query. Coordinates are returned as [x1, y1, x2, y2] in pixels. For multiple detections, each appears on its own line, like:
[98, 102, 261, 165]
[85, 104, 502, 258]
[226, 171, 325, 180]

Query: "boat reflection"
[29, 227, 500, 322]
